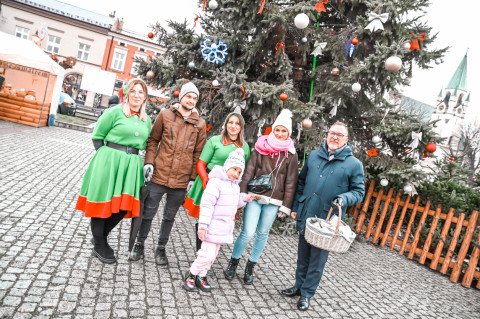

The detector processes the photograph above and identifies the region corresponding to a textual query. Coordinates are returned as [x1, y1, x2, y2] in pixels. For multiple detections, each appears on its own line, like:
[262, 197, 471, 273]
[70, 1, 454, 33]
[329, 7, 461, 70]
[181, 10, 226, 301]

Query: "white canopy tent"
[0, 31, 65, 126]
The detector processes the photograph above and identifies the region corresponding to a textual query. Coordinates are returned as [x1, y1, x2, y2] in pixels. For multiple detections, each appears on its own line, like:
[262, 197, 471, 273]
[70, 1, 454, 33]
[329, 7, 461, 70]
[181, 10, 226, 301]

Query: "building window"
[15, 26, 30, 39]
[77, 43, 91, 61]
[131, 54, 147, 75]
[111, 50, 126, 71]
[46, 35, 61, 54]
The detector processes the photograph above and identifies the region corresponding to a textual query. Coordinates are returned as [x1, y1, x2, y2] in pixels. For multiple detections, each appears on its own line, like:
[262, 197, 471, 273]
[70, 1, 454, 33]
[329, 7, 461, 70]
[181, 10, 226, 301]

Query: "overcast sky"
[61, 0, 479, 119]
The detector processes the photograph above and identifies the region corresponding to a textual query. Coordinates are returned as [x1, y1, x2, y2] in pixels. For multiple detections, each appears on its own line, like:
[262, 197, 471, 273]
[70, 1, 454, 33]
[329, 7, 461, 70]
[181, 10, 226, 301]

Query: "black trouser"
[136, 183, 186, 248]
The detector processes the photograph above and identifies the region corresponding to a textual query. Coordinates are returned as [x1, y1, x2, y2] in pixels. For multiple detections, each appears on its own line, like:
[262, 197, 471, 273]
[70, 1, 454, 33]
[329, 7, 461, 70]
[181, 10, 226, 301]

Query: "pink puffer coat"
[198, 165, 248, 244]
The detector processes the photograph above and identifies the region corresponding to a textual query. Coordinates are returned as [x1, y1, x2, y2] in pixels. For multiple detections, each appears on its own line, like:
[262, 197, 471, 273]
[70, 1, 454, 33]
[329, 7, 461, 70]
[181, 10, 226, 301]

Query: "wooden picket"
[348, 181, 480, 289]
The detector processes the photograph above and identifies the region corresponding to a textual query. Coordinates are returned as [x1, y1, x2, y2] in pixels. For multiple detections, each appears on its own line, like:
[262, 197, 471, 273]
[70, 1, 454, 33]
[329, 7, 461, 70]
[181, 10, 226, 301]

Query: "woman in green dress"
[183, 112, 250, 251]
[76, 78, 152, 264]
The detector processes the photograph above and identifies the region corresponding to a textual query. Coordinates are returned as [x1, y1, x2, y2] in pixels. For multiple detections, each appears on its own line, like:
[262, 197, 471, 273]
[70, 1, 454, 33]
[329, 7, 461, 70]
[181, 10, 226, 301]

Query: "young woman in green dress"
[183, 112, 250, 251]
[76, 78, 152, 264]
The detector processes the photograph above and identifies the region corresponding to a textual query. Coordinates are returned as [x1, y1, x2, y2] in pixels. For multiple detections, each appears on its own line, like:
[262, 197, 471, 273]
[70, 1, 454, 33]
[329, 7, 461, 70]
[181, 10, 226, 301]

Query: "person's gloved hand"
[143, 164, 154, 182]
[331, 197, 344, 208]
[92, 139, 104, 151]
[197, 226, 207, 241]
[186, 180, 195, 193]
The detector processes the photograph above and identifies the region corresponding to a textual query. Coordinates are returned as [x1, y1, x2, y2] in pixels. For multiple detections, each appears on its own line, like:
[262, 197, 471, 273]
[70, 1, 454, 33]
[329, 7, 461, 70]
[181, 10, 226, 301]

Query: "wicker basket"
[304, 206, 354, 253]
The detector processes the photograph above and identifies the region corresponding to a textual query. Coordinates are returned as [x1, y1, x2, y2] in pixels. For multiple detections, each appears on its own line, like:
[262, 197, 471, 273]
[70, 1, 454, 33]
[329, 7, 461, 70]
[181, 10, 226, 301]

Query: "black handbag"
[247, 157, 285, 194]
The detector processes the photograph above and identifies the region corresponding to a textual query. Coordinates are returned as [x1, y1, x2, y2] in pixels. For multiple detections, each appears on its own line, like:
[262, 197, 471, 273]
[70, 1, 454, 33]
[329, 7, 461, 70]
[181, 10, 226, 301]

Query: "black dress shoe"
[281, 286, 301, 297]
[297, 296, 310, 311]
[155, 247, 168, 265]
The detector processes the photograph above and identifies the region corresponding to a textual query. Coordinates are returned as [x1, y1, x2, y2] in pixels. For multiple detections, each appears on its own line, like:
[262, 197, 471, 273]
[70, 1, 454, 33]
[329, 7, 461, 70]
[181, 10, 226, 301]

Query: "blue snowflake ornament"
[200, 39, 228, 64]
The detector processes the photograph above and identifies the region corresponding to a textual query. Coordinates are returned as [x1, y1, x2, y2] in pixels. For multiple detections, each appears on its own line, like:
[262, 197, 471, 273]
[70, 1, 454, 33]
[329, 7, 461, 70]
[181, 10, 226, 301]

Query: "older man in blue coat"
[281, 121, 365, 311]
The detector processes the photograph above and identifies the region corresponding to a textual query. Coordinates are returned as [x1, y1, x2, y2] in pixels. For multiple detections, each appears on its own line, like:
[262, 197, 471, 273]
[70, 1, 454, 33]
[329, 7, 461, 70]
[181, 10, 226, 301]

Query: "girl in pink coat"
[184, 148, 254, 292]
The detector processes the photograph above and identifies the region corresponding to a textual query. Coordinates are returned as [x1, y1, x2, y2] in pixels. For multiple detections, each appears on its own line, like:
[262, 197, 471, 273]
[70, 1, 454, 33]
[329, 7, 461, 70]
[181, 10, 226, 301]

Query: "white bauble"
[188, 61, 195, 68]
[212, 80, 219, 86]
[302, 37, 308, 43]
[167, 29, 174, 36]
[372, 135, 381, 143]
[403, 185, 413, 193]
[258, 99, 263, 105]
[209, 0, 218, 10]
[294, 13, 310, 29]
[352, 82, 361, 92]
[403, 42, 411, 50]
[380, 179, 389, 187]
[385, 56, 402, 72]
[211, 43, 217, 50]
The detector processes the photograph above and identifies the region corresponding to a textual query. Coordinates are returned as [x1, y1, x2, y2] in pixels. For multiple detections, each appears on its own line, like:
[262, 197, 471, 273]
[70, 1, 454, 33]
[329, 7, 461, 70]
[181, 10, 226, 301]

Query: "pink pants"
[189, 241, 221, 277]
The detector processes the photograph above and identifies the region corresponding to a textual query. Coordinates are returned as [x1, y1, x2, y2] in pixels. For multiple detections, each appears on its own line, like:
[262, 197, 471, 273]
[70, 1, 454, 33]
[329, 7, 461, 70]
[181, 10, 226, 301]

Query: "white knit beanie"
[223, 148, 245, 177]
[179, 82, 199, 102]
[272, 109, 293, 137]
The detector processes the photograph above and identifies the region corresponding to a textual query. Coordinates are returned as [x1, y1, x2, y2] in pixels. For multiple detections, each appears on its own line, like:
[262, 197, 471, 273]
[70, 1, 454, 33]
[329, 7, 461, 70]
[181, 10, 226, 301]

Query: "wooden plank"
[0, 115, 39, 127]
[381, 193, 402, 247]
[431, 208, 454, 270]
[408, 200, 431, 259]
[355, 181, 376, 233]
[419, 205, 442, 264]
[462, 230, 480, 288]
[450, 211, 479, 283]
[390, 194, 411, 251]
[399, 196, 421, 255]
[373, 188, 394, 244]
[365, 189, 383, 240]
[440, 213, 466, 274]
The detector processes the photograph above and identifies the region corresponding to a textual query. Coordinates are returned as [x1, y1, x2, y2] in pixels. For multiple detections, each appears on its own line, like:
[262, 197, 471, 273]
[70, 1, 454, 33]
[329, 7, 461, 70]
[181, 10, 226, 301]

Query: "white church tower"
[431, 52, 470, 151]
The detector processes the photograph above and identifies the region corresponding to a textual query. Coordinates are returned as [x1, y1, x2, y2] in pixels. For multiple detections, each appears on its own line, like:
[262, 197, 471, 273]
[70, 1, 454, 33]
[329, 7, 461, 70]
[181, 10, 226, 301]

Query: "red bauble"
[280, 93, 288, 101]
[425, 143, 437, 153]
[148, 32, 154, 39]
[174, 90, 180, 97]
[351, 37, 359, 45]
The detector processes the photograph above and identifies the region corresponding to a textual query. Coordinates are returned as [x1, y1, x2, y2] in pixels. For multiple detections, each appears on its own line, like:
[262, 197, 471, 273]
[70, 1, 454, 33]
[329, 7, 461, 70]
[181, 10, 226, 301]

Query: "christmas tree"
[137, 0, 447, 188]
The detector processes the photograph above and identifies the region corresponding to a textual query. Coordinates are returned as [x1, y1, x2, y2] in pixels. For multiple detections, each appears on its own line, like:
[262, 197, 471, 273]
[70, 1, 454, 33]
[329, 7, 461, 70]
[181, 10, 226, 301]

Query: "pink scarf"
[255, 133, 295, 166]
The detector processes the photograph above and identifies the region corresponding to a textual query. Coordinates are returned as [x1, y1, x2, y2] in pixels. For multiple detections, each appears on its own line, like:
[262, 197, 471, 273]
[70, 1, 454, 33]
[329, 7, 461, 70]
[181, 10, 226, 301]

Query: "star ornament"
[311, 41, 327, 56]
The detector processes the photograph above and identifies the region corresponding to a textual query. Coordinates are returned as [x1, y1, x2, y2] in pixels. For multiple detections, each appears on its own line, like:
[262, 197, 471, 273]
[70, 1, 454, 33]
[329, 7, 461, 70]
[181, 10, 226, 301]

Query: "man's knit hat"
[272, 109, 293, 137]
[179, 82, 199, 102]
[223, 148, 245, 176]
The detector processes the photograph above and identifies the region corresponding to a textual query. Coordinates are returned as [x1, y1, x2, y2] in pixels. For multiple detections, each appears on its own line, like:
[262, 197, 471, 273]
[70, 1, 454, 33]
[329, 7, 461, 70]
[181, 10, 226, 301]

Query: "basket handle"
[325, 205, 342, 236]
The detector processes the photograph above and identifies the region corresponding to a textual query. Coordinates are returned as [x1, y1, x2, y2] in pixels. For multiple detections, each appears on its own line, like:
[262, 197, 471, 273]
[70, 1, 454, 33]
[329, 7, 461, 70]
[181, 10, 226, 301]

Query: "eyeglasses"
[129, 90, 145, 96]
[327, 131, 347, 139]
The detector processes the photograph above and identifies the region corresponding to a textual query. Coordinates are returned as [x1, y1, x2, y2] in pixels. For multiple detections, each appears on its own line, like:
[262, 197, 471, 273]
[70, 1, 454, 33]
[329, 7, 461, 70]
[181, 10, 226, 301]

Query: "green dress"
[76, 105, 152, 218]
[184, 135, 250, 218]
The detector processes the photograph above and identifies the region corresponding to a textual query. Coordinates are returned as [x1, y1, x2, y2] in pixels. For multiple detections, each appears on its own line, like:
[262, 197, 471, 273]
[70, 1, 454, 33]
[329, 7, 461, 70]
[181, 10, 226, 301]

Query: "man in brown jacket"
[129, 82, 207, 265]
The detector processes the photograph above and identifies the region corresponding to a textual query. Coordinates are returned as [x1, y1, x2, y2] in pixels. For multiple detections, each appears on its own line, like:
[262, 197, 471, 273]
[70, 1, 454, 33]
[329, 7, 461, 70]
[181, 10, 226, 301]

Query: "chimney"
[109, 10, 116, 18]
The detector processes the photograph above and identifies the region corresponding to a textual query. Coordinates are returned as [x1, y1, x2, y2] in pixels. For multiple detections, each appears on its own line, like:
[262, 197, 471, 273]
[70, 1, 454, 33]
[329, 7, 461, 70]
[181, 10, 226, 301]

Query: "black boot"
[195, 223, 202, 252]
[155, 246, 168, 265]
[244, 260, 256, 285]
[224, 257, 240, 280]
[129, 242, 145, 261]
[91, 218, 115, 264]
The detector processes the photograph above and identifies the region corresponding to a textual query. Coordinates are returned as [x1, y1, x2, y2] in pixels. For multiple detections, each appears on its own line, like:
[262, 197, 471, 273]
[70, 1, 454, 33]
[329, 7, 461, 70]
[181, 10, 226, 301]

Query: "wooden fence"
[347, 181, 480, 289]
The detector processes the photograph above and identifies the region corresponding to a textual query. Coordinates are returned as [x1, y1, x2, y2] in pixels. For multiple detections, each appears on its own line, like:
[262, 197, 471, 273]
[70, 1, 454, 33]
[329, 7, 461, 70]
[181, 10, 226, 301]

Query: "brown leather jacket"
[145, 104, 206, 189]
[240, 149, 299, 214]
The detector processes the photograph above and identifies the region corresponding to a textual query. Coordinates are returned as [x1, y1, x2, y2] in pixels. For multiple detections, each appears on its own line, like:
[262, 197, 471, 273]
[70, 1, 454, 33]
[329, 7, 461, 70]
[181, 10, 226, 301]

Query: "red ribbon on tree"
[275, 42, 285, 58]
[206, 123, 212, 131]
[264, 127, 272, 135]
[258, 0, 266, 14]
[409, 32, 426, 51]
[194, 16, 199, 27]
[367, 148, 378, 157]
[242, 84, 246, 98]
[202, 0, 207, 11]
[314, 0, 328, 13]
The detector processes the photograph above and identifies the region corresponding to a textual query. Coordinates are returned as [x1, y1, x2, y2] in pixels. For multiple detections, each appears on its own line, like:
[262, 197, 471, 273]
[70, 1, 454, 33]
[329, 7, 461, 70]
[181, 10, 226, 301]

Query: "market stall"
[0, 31, 65, 127]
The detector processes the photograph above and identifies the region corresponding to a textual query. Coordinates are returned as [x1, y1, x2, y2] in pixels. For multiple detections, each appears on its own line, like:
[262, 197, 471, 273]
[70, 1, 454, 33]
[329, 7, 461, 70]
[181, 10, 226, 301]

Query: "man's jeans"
[136, 183, 186, 248]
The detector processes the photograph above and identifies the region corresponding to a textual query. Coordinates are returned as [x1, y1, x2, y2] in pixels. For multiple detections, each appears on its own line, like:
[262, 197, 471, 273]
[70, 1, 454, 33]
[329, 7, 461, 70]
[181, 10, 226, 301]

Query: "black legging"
[91, 210, 127, 242]
[195, 222, 202, 251]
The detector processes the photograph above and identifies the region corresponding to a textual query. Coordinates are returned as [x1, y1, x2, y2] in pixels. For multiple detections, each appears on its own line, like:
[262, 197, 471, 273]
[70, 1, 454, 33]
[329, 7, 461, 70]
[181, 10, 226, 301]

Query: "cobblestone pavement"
[0, 120, 479, 319]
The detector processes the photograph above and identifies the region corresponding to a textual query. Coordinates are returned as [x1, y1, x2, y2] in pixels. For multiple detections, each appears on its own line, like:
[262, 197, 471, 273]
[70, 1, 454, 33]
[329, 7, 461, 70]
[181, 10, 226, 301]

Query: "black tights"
[195, 222, 202, 252]
[91, 211, 127, 243]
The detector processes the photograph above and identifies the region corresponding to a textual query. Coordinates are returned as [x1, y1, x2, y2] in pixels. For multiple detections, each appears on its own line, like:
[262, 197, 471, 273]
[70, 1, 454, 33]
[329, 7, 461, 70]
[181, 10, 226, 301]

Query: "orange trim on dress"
[222, 136, 242, 148]
[76, 194, 140, 219]
[184, 197, 200, 219]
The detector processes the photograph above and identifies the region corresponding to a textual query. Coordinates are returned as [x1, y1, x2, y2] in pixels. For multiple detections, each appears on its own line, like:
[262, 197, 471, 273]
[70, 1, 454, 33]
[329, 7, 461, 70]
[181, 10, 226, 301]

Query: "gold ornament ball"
[146, 71, 155, 79]
[385, 56, 402, 72]
[331, 67, 340, 75]
[302, 118, 312, 128]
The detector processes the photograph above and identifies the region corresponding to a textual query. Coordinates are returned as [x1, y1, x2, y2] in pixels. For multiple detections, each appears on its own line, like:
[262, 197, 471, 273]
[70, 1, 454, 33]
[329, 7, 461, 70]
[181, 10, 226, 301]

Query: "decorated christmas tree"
[137, 0, 447, 189]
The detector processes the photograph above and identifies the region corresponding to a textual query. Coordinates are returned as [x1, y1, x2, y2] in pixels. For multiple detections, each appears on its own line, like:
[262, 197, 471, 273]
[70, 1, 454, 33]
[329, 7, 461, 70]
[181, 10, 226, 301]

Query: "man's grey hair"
[329, 121, 349, 137]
